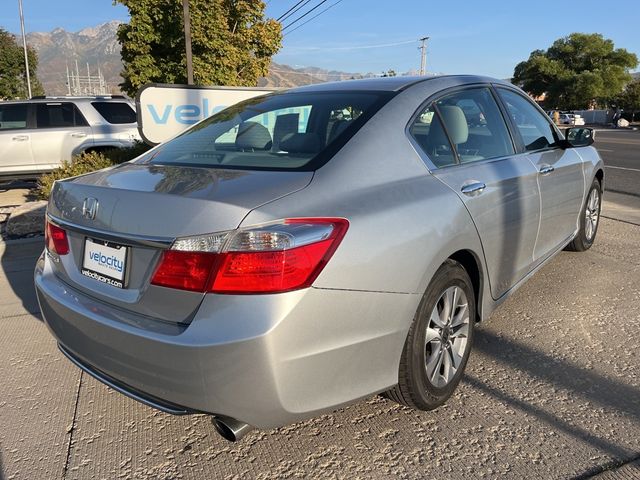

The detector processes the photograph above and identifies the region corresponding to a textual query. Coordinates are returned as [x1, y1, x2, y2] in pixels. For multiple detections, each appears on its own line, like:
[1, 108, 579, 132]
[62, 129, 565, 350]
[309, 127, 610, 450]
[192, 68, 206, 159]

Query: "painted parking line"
[605, 165, 640, 172]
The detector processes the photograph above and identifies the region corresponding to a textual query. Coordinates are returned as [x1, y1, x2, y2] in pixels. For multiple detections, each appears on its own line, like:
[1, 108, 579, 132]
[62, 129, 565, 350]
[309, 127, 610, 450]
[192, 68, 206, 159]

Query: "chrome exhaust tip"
[212, 415, 253, 442]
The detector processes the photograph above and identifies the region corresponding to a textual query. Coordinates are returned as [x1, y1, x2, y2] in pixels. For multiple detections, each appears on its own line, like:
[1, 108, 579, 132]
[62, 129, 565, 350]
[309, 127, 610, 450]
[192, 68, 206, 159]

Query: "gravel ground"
[0, 218, 638, 480]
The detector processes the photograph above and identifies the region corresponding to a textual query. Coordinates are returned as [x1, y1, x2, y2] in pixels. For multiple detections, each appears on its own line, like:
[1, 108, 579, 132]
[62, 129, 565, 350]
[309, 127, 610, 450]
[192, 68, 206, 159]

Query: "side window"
[36, 103, 88, 128]
[0, 104, 28, 130]
[409, 104, 456, 168]
[497, 89, 557, 151]
[91, 102, 136, 124]
[434, 88, 515, 163]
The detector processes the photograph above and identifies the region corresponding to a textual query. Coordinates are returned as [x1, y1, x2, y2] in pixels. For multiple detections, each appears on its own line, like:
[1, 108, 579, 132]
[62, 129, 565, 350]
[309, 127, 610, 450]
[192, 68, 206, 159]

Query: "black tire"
[565, 177, 602, 252]
[386, 259, 475, 410]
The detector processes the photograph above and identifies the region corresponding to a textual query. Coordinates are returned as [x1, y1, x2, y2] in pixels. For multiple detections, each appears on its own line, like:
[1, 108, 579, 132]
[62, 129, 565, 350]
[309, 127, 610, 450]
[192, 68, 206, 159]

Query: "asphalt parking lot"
[1, 134, 639, 479]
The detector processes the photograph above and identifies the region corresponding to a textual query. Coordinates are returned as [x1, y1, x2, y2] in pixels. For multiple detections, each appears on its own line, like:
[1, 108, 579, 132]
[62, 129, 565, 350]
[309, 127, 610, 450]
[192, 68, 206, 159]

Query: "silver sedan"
[35, 75, 604, 441]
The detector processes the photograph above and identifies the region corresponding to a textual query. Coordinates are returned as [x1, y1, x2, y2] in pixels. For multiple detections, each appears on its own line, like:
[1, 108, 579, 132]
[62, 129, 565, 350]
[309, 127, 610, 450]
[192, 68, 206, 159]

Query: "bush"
[35, 143, 151, 200]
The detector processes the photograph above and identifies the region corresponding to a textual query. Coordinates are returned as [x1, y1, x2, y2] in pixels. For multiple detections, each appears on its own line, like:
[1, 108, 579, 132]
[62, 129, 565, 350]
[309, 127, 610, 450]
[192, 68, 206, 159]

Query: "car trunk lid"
[47, 163, 313, 324]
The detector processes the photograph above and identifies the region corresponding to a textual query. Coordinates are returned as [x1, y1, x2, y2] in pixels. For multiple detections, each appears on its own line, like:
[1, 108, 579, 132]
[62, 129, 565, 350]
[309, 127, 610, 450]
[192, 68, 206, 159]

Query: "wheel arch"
[448, 249, 484, 323]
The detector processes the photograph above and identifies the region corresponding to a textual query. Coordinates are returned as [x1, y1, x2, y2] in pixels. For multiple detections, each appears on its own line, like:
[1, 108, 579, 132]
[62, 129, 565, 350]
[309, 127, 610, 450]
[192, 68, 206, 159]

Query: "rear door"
[410, 86, 541, 299]
[496, 88, 585, 262]
[30, 102, 92, 169]
[0, 103, 34, 173]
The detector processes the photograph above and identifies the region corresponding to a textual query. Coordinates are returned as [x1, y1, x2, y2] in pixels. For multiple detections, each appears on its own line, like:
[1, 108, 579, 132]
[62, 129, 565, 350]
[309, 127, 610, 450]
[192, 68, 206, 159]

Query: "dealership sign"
[136, 83, 275, 145]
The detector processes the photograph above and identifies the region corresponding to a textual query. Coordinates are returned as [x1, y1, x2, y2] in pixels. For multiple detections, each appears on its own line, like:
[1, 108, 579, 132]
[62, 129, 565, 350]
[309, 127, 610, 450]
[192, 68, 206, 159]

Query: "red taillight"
[211, 238, 334, 293]
[45, 220, 69, 255]
[150, 250, 218, 292]
[150, 218, 348, 294]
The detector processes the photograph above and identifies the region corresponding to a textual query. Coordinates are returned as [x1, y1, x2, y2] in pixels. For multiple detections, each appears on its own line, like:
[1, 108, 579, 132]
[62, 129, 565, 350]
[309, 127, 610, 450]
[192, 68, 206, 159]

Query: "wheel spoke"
[448, 346, 463, 370]
[430, 307, 445, 328]
[450, 302, 468, 327]
[441, 289, 453, 324]
[451, 322, 469, 339]
[425, 327, 441, 344]
[442, 348, 453, 382]
[427, 347, 444, 382]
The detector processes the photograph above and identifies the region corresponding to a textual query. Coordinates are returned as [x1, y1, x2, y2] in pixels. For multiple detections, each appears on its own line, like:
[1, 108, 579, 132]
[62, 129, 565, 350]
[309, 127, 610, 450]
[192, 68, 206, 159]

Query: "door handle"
[71, 132, 87, 138]
[539, 165, 555, 175]
[461, 182, 486, 197]
[12, 135, 29, 141]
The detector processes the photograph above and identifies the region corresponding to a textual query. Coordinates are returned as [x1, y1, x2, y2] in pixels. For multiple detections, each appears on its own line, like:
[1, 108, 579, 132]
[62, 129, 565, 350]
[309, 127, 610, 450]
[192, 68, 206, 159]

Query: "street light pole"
[419, 36, 429, 76]
[18, 0, 32, 98]
[182, 0, 194, 85]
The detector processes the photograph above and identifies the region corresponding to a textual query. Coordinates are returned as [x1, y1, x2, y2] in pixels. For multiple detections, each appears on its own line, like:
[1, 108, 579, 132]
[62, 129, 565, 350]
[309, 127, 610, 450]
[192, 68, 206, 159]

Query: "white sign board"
[136, 83, 275, 145]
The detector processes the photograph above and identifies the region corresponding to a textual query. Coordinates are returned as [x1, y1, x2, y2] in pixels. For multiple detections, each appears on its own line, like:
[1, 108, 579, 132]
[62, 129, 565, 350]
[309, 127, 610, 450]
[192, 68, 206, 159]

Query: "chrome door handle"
[71, 132, 87, 138]
[461, 182, 486, 196]
[539, 165, 555, 175]
[12, 135, 29, 141]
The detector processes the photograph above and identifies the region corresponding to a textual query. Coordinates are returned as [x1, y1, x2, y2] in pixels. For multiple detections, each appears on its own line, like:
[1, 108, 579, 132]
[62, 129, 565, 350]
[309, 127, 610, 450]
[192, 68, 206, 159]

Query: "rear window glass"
[91, 102, 137, 124]
[137, 91, 391, 171]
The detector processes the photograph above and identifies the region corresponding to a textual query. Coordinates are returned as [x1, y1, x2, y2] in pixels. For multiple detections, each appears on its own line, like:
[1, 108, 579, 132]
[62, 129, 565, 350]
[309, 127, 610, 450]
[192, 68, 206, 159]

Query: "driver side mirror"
[563, 127, 595, 148]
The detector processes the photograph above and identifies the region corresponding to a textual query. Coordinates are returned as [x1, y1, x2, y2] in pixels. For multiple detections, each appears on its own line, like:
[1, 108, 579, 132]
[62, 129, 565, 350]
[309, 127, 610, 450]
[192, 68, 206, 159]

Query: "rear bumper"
[35, 252, 417, 428]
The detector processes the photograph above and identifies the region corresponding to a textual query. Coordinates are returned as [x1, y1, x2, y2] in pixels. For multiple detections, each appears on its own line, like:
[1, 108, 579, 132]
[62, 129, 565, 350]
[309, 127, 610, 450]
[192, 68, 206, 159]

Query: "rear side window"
[36, 103, 88, 128]
[410, 105, 456, 168]
[410, 87, 514, 167]
[0, 104, 28, 130]
[497, 88, 557, 151]
[91, 102, 136, 124]
[139, 91, 391, 171]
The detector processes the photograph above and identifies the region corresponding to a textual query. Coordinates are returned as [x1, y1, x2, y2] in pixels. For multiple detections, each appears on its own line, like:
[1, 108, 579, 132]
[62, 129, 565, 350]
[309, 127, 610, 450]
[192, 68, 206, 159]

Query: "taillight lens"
[151, 218, 348, 294]
[45, 220, 70, 255]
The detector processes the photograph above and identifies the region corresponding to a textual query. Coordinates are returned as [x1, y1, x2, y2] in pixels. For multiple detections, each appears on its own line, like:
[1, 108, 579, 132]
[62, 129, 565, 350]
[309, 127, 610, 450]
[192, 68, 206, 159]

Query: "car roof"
[285, 74, 513, 93]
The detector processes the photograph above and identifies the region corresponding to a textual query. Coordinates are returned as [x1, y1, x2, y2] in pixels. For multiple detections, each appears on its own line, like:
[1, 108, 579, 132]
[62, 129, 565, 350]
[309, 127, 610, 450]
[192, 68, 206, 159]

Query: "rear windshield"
[137, 91, 392, 171]
[91, 101, 137, 124]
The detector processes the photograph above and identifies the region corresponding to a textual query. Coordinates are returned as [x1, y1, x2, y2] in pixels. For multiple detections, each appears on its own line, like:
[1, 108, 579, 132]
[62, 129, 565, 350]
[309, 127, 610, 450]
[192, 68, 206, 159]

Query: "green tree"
[115, 0, 282, 97]
[381, 69, 397, 77]
[513, 33, 638, 109]
[616, 79, 640, 122]
[0, 28, 44, 99]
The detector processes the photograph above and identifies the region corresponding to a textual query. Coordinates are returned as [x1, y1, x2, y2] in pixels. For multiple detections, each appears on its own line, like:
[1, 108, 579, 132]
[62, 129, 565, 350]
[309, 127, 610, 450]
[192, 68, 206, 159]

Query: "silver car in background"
[35, 75, 604, 441]
[0, 96, 140, 179]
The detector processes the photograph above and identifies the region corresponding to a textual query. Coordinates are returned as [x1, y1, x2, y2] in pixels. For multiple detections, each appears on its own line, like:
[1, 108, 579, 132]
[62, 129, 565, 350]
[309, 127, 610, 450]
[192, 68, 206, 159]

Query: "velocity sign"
[135, 83, 276, 145]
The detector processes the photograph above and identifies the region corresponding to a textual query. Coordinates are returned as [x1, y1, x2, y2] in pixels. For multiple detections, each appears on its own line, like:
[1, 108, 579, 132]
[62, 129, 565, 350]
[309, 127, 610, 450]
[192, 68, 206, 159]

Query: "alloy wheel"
[425, 286, 470, 388]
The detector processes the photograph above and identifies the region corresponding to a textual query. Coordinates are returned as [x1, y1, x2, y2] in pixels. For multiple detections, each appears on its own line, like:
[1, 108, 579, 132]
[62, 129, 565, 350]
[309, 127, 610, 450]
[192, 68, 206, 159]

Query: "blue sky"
[2, 0, 639, 78]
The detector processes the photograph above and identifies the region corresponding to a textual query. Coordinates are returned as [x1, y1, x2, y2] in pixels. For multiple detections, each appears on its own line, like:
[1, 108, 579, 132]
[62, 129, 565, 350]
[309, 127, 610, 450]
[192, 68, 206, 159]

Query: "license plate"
[81, 238, 128, 288]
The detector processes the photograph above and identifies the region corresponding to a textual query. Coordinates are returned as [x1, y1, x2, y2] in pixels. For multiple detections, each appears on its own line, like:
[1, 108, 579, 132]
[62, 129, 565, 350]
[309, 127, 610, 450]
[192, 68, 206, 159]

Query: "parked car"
[0, 96, 140, 180]
[35, 76, 604, 442]
[558, 113, 586, 126]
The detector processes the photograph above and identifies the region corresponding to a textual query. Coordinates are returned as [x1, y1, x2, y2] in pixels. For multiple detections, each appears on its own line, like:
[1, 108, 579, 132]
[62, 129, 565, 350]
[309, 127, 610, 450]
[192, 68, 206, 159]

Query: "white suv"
[0, 96, 141, 180]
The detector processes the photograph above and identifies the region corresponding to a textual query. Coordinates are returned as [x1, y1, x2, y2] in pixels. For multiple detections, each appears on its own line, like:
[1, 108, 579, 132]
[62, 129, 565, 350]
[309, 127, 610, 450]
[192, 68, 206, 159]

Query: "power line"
[282, 0, 332, 31]
[284, 0, 345, 35]
[289, 39, 416, 51]
[277, 0, 311, 22]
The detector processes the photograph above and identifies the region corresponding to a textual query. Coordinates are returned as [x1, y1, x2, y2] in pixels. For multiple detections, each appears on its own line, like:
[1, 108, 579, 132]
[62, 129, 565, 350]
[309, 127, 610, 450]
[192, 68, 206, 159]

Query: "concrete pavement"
[0, 218, 638, 479]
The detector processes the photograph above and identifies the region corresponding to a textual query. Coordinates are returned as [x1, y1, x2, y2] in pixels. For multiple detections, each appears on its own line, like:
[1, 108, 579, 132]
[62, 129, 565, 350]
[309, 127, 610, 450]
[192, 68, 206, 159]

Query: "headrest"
[279, 132, 322, 154]
[235, 121, 272, 151]
[437, 105, 469, 145]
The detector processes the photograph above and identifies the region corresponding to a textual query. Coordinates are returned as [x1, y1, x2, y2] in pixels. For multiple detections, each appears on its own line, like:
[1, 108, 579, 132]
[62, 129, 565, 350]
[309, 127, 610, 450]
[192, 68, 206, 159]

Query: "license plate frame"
[81, 237, 129, 289]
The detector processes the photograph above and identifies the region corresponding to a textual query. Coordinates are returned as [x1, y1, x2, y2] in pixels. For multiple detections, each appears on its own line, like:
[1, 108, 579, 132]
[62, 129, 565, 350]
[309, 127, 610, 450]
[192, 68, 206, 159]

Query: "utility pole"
[18, 0, 32, 98]
[419, 36, 429, 76]
[182, 0, 194, 84]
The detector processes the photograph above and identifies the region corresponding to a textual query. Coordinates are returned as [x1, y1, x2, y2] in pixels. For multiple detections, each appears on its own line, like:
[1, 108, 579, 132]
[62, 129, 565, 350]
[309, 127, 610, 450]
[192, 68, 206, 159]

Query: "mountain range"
[24, 21, 373, 95]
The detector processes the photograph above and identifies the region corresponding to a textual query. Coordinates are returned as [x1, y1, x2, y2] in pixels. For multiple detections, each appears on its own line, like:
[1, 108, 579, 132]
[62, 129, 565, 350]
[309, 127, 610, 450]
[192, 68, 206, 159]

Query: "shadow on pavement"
[470, 328, 640, 459]
[0, 239, 44, 317]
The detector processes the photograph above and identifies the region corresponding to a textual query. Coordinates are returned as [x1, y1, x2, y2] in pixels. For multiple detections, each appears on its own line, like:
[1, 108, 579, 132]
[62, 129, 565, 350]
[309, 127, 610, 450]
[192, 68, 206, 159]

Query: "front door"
[496, 88, 585, 261]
